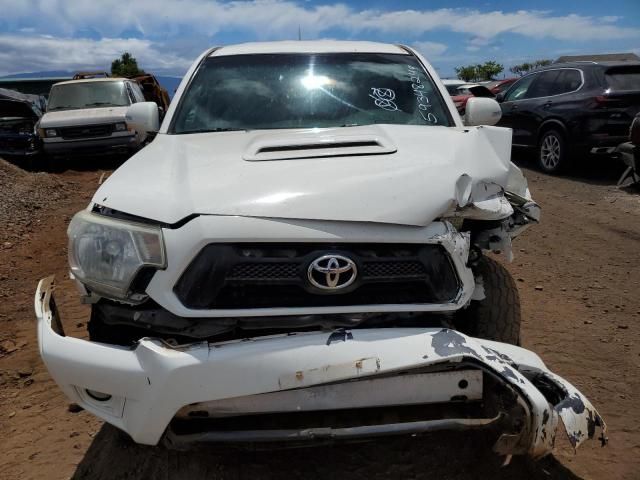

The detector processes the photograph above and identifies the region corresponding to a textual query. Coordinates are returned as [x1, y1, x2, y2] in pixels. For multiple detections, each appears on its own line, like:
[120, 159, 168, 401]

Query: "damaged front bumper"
[35, 276, 606, 457]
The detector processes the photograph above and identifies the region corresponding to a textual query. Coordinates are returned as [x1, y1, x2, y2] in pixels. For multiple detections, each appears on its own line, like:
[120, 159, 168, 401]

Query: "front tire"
[538, 129, 567, 173]
[455, 256, 521, 345]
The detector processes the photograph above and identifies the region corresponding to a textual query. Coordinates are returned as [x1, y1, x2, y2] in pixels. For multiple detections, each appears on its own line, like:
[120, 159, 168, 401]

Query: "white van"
[39, 78, 150, 157]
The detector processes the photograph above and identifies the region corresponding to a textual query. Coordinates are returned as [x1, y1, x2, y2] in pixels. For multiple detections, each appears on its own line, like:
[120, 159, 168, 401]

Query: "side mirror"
[125, 102, 159, 134]
[495, 92, 505, 103]
[464, 97, 502, 126]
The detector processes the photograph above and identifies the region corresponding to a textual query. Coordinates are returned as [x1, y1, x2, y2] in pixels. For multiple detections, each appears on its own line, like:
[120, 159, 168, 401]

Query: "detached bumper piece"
[616, 142, 639, 186]
[35, 276, 606, 457]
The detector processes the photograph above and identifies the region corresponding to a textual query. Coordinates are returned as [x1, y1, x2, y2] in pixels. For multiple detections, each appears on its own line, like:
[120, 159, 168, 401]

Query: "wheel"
[538, 129, 567, 173]
[455, 256, 521, 345]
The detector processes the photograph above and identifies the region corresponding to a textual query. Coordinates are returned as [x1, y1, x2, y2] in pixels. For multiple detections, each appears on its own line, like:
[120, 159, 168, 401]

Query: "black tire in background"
[455, 256, 521, 345]
[538, 129, 568, 173]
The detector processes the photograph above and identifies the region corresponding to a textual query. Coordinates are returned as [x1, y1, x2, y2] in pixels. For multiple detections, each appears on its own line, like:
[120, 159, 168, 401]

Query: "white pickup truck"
[36, 41, 605, 459]
[38, 78, 150, 157]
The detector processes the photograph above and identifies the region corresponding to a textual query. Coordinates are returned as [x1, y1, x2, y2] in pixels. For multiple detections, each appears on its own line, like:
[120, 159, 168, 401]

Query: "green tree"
[455, 61, 504, 82]
[533, 59, 552, 68]
[510, 59, 552, 76]
[476, 61, 503, 81]
[455, 65, 478, 82]
[111, 52, 145, 77]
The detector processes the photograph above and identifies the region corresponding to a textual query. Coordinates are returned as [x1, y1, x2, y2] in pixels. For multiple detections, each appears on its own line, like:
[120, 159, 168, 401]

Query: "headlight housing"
[45, 128, 57, 137]
[114, 122, 127, 132]
[68, 210, 166, 302]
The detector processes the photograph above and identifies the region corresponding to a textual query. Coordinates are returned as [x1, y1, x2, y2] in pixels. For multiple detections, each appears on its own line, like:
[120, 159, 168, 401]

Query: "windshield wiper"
[182, 127, 246, 134]
[84, 102, 116, 107]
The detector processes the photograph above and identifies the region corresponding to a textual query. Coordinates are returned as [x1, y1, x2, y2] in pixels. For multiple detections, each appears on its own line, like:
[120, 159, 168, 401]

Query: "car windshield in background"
[171, 53, 452, 133]
[445, 84, 462, 95]
[605, 66, 640, 91]
[47, 81, 130, 111]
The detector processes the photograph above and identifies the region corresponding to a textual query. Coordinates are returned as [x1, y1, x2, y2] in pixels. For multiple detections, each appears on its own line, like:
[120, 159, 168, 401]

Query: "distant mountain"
[1, 70, 74, 78]
[0, 71, 183, 98]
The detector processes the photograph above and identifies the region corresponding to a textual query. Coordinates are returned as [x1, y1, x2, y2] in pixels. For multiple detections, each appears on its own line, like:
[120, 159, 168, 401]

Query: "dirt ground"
[0, 154, 639, 479]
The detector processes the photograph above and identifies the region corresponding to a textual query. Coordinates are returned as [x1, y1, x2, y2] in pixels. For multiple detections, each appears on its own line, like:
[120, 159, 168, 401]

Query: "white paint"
[178, 370, 483, 417]
[145, 218, 475, 318]
[36, 275, 604, 457]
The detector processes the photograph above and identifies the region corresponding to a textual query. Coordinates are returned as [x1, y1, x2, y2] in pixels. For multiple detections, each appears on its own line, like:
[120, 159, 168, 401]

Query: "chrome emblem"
[307, 254, 358, 291]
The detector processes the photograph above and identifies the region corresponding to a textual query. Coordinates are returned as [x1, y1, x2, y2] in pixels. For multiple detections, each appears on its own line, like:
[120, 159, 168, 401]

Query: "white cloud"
[0, 1, 637, 42]
[0, 34, 191, 76]
[412, 41, 448, 58]
[0, 1, 637, 76]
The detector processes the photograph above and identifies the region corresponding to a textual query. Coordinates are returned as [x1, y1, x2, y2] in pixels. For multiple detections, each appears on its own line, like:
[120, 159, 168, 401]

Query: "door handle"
[543, 101, 553, 109]
[511, 104, 519, 111]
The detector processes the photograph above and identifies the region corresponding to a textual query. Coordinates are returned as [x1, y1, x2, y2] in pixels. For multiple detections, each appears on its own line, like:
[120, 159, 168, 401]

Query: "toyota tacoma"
[36, 41, 605, 459]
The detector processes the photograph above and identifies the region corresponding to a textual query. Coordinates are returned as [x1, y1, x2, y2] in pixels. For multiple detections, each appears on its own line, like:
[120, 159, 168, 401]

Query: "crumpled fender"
[530, 370, 608, 449]
[36, 276, 606, 454]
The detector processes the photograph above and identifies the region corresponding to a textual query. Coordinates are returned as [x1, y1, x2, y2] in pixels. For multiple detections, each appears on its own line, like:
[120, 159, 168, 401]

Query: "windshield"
[171, 53, 452, 133]
[47, 81, 130, 111]
[605, 66, 640, 91]
[445, 84, 462, 95]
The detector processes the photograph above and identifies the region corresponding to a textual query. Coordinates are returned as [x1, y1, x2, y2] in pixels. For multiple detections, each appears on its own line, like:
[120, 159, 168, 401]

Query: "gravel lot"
[0, 154, 638, 479]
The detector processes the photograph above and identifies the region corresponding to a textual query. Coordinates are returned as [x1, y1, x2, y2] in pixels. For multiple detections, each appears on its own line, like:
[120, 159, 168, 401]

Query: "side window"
[525, 70, 561, 99]
[124, 83, 136, 104]
[554, 69, 582, 95]
[504, 74, 537, 102]
[131, 83, 146, 103]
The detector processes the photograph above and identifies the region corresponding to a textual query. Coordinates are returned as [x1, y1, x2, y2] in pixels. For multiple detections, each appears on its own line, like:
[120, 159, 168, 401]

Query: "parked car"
[36, 41, 605, 458]
[450, 84, 494, 115]
[442, 79, 467, 95]
[0, 87, 44, 159]
[497, 61, 640, 172]
[485, 78, 518, 95]
[38, 78, 154, 157]
[616, 112, 640, 185]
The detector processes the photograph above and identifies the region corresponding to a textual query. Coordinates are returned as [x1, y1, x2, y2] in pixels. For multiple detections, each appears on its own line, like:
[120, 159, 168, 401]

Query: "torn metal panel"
[178, 370, 483, 418]
[278, 357, 380, 389]
[540, 371, 608, 449]
[165, 416, 503, 445]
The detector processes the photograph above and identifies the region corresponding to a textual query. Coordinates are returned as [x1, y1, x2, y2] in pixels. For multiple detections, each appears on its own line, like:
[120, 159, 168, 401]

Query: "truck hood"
[0, 99, 41, 120]
[40, 106, 128, 128]
[94, 124, 515, 227]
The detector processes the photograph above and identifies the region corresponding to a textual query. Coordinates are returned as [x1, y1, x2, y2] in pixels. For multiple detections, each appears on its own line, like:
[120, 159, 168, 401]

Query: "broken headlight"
[67, 210, 165, 302]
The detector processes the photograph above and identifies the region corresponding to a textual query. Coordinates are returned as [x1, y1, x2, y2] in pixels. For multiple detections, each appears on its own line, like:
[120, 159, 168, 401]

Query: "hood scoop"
[244, 127, 397, 161]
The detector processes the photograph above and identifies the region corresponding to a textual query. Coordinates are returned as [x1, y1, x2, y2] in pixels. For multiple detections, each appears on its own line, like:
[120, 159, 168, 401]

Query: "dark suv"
[497, 61, 640, 172]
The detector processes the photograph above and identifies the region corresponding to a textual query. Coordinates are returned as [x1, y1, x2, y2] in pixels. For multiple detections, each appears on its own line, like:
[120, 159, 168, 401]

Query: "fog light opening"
[86, 389, 112, 402]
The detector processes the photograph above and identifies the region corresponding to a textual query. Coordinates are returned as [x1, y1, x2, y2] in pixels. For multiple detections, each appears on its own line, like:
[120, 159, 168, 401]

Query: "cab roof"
[52, 78, 129, 87]
[210, 41, 409, 56]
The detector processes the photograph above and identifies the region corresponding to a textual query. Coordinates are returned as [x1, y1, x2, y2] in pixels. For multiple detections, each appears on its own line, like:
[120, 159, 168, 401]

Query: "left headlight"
[68, 210, 166, 302]
[114, 122, 127, 132]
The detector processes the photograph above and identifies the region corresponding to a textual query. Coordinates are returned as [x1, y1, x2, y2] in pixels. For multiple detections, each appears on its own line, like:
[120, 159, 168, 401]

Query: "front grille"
[174, 244, 460, 310]
[362, 260, 426, 278]
[0, 137, 33, 152]
[58, 123, 113, 139]
[227, 262, 299, 281]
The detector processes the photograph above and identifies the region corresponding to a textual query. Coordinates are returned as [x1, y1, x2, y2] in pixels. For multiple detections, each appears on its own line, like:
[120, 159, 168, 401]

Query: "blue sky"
[0, 0, 638, 78]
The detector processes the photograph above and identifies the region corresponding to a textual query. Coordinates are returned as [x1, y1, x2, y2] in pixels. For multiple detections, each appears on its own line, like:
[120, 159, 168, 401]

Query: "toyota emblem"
[307, 254, 357, 291]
